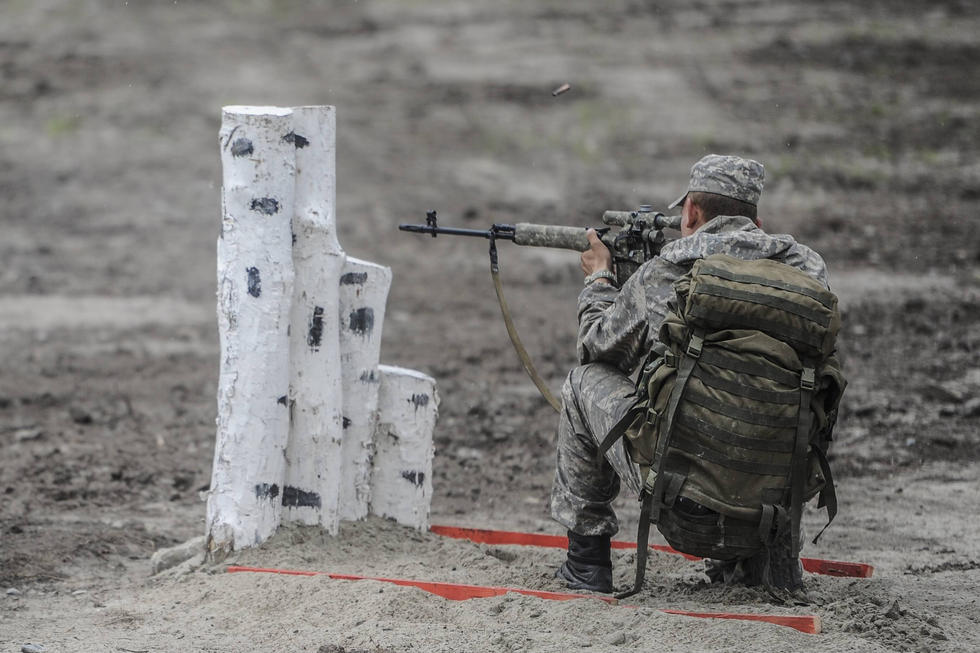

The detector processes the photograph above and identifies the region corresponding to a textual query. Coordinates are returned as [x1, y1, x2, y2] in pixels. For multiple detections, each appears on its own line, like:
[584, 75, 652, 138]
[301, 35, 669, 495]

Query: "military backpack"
[601, 253, 846, 598]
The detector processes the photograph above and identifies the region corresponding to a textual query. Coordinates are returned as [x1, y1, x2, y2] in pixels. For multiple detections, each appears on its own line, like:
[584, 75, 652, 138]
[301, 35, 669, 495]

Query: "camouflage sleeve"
[576, 257, 685, 374]
[787, 243, 831, 290]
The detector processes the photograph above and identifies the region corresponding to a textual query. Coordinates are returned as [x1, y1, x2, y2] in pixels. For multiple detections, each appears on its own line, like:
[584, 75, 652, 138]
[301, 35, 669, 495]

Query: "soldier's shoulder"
[640, 252, 690, 281]
[791, 242, 831, 286]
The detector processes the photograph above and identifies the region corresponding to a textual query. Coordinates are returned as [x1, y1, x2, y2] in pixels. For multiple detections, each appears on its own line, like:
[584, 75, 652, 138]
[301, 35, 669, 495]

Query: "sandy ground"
[1, 0, 979, 651]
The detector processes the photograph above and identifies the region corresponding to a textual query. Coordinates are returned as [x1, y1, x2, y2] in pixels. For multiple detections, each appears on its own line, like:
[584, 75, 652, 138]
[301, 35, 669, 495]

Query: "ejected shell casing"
[551, 83, 571, 97]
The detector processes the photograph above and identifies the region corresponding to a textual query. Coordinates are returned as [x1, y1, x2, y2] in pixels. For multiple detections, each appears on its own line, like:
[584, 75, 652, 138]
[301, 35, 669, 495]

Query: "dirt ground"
[1, 0, 979, 651]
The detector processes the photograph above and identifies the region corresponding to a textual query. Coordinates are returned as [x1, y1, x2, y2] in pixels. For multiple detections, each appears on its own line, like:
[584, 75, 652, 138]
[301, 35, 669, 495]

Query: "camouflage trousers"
[549, 363, 643, 537]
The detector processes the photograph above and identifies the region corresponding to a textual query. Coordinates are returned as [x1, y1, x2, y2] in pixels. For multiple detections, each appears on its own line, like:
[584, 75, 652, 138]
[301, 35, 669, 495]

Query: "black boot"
[556, 531, 613, 593]
[706, 530, 803, 592]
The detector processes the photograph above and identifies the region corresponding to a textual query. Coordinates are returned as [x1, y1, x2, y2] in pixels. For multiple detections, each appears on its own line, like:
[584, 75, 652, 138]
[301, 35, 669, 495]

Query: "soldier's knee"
[562, 363, 609, 405]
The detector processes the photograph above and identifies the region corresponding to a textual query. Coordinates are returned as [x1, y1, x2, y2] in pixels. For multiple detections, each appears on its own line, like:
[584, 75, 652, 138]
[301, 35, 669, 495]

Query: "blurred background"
[1, 0, 978, 590]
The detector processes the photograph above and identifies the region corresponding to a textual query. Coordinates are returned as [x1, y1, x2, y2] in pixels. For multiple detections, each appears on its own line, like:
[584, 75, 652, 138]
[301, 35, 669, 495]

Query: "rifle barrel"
[398, 224, 512, 239]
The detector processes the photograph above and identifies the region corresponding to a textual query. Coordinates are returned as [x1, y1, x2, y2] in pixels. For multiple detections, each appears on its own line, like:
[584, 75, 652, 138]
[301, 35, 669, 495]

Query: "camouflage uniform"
[550, 155, 831, 537]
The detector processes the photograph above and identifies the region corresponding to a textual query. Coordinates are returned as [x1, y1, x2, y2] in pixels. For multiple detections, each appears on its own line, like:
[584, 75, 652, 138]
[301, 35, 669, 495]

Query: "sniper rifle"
[399, 205, 681, 286]
[399, 206, 681, 410]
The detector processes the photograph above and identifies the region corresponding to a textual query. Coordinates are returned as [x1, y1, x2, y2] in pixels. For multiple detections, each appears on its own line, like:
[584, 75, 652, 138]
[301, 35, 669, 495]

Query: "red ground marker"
[660, 609, 820, 634]
[226, 565, 617, 603]
[429, 525, 874, 579]
[226, 566, 821, 634]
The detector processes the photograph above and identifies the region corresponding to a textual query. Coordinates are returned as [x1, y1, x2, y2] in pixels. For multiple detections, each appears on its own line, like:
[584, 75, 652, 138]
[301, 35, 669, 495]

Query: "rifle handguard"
[513, 223, 592, 251]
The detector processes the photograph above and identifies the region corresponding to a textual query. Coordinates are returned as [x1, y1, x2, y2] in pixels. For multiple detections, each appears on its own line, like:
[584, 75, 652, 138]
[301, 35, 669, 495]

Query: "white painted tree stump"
[283, 106, 347, 533]
[338, 258, 392, 521]
[209, 104, 440, 549]
[208, 106, 296, 554]
[370, 365, 439, 530]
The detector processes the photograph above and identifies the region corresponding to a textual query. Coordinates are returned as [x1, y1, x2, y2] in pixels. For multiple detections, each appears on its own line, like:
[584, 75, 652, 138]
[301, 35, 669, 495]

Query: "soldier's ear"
[687, 201, 705, 228]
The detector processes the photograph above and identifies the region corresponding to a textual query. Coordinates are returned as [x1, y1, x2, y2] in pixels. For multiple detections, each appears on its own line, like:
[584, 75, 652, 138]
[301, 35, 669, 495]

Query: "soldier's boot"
[706, 552, 803, 590]
[704, 558, 739, 584]
[556, 531, 612, 593]
[705, 523, 804, 592]
[746, 542, 804, 591]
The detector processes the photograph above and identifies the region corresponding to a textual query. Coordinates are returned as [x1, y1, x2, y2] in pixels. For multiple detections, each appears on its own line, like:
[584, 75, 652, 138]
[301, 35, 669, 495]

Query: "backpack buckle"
[664, 350, 677, 367]
[801, 366, 815, 390]
[686, 334, 704, 358]
[642, 469, 657, 496]
[645, 408, 661, 426]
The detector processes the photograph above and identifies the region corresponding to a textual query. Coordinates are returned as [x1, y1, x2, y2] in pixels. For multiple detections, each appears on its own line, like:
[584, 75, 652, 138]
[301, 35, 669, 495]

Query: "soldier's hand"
[581, 228, 613, 278]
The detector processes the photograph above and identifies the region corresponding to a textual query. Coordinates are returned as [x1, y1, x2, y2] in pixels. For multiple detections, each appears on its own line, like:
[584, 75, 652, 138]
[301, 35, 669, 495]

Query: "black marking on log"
[247, 267, 261, 297]
[230, 137, 254, 157]
[410, 393, 430, 409]
[401, 470, 425, 488]
[360, 370, 377, 383]
[283, 131, 310, 148]
[250, 197, 280, 215]
[342, 416, 352, 429]
[255, 483, 280, 500]
[282, 485, 321, 508]
[340, 272, 368, 285]
[348, 308, 374, 335]
[292, 231, 297, 245]
[277, 395, 288, 406]
[307, 306, 324, 350]
[222, 124, 241, 150]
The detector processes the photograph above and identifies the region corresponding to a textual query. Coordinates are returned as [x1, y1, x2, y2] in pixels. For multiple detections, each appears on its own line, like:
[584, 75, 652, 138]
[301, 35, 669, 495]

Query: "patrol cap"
[668, 154, 765, 210]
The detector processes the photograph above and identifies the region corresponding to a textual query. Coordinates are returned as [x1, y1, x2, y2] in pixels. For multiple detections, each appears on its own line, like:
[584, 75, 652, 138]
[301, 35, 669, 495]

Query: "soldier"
[551, 154, 832, 593]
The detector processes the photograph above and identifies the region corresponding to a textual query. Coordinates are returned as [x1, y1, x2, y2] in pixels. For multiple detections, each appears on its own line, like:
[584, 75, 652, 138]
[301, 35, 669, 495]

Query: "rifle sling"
[490, 263, 561, 412]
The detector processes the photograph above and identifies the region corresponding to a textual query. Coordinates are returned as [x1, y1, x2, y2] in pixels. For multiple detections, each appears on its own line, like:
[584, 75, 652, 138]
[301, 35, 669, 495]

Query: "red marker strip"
[429, 525, 873, 579]
[430, 524, 696, 559]
[226, 566, 821, 634]
[661, 609, 820, 634]
[226, 566, 614, 603]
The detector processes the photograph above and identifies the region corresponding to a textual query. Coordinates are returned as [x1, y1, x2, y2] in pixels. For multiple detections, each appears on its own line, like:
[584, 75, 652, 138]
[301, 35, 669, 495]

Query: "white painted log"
[370, 365, 439, 530]
[283, 106, 347, 534]
[338, 258, 393, 521]
[208, 106, 296, 554]
[151, 536, 206, 575]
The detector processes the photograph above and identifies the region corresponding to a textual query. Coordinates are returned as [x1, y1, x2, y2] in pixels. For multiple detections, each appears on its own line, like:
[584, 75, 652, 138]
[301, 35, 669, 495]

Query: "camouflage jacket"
[577, 215, 830, 375]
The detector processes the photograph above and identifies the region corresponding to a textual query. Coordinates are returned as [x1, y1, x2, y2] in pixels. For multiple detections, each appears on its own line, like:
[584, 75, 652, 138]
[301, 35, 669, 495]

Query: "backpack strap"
[790, 364, 816, 558]
[809, 444, 838, 545]
[649, 330, 703, 523]
[597, 402, 645, 465]
[616, 330, 704, 599]
[595, 351, 671, 464]
[758, 504, 777, 545]
[616, 485, 655, 600]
